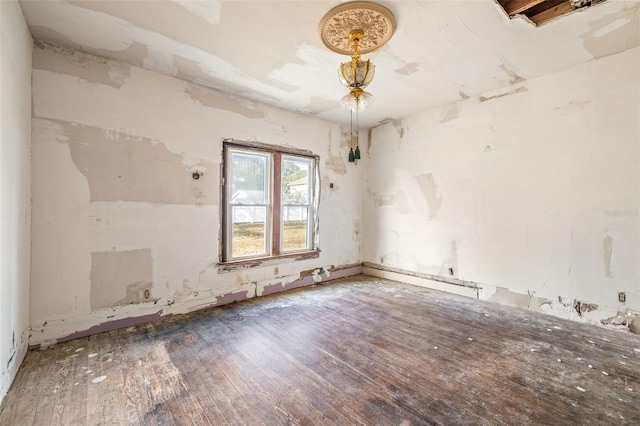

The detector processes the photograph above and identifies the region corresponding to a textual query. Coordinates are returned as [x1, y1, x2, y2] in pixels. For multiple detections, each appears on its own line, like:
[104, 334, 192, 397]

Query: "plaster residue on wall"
[392, 119, 408, 139]
[488, 287, 552, 312]
[51, 119, 217, 205]
[395, 62, 419, 76]
[303, 96, 339, 114]
[375, 191, 410, 214]
[90, 249, 153, 310]
[33, 41, 131, 89]
[415, 173, 442, 220]
[325, 130, 348, 175]
[176, 54, 295, 101]
[581, 12, 634, 60]
[554, 100, 591, 111]
[325, 152, 347, 176]
[30, 26, 148, 71]
[603, 235, 614, 278]
[441, 240, 459, 276]
[184, 83, 264, 119]
[499, 59, 525, 85]
[479, 86, 528, 102]
[440, 103, 459, 123]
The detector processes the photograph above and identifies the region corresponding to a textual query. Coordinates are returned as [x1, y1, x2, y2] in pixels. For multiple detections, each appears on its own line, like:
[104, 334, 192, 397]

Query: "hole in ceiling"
[497, 0, 608, 26]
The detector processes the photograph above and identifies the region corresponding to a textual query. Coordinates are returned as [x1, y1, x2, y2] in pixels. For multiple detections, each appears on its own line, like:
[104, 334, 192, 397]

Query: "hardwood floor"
[1, 275, 639, 425]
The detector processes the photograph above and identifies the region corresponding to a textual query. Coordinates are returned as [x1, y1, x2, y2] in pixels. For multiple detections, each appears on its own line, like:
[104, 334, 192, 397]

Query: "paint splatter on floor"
[91, 375, 107, 384]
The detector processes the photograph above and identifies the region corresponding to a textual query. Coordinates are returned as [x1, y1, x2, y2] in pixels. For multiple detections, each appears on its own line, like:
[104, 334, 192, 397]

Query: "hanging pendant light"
[318, 1, 396, 164]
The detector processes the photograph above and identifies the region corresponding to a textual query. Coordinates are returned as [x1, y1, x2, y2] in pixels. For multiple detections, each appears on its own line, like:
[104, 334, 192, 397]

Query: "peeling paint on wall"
[325, 153, 347, 175]
[581, 14, 633, 59]
[459, 90, 470, 100]
[34, 42, 131, 89]
[489, 287, 552, 311]
[392, 119, 408, 138]
[603, 235, 614, 278]
[325, 131, 348, 175]
[184, 83, 264, 119]
[479, 86, 527, 102]
[48, 119, 217, 204]
[90, 249, 154, 310]
[415, 174, 442, 220]
[499, 60, 525, 84]
[441, 103, 459, 123]
[375, 191, 410, 214]
[574, 300, 599, 317]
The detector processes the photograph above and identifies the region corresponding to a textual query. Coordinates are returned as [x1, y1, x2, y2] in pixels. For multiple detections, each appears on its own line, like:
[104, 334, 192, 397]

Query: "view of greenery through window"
[229, 150, 311, 258]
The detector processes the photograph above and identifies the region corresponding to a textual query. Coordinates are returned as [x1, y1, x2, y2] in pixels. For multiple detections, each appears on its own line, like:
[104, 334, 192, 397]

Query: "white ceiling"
[19, 0, 640, 128]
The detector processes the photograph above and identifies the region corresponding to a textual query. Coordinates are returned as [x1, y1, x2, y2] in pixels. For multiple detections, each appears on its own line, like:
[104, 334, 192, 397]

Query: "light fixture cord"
[350, 108, 354, 150]
[355, 104, 359, 151]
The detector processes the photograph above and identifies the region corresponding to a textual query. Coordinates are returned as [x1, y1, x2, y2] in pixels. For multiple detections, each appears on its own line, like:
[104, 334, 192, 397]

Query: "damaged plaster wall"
[30, 42, 362, 345]
[0, 0, 33, 404]
[363, 46, 639, 325]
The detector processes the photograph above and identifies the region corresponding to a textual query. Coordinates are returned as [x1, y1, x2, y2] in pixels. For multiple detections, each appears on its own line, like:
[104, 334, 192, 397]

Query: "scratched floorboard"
[1, 275, 639, 425]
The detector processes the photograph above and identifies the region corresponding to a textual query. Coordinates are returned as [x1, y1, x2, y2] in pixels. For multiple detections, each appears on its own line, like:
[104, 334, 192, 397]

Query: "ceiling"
[19, 0, 640, 128]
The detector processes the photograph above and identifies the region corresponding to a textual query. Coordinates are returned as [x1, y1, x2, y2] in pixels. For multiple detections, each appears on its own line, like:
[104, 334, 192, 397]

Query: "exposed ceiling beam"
[502, 0, 549, 16]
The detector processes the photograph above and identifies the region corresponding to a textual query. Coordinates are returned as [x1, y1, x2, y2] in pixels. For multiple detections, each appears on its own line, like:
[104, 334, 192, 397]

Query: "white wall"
[0, 0, 33, 404]
[363, 47, 639, 324]
[30, 43, 362, 345]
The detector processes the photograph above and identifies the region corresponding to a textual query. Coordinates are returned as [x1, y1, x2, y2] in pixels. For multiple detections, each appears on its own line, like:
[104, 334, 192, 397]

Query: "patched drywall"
[364, 46, 640, 324]
[0, 0, 32, 405]
[185, 83, 264, 120]
[415, 174, 442, 220]
[48, 119, 218, 205]
[30, 43, 362, 345]
[33, 42, 130, 89]
[90, 249, 154, 309]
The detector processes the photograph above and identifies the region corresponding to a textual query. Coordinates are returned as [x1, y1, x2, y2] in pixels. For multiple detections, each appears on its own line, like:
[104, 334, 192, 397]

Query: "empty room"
[1, 0, 639, 424]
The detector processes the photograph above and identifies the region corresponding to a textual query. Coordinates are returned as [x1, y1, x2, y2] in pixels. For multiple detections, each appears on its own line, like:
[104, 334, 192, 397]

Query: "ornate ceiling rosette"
[318, 2, 396, 55]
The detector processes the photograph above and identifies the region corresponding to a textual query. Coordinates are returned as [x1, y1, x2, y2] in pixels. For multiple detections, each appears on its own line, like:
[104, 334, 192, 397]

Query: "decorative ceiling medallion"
[318, 1, 396, 55]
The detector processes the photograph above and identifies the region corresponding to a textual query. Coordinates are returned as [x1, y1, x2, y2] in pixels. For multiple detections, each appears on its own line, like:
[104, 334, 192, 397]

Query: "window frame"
[219, 139, 320, 269]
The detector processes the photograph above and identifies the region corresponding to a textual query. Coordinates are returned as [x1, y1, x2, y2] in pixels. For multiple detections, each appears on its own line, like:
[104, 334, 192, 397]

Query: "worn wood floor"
[1, 275, 639, 425]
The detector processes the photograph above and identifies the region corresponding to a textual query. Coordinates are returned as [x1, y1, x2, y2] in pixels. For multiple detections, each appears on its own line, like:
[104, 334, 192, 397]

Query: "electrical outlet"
[618, 292, 626, 303]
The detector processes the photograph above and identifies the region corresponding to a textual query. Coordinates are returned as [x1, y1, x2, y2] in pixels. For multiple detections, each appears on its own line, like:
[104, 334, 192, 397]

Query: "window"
[221, 139, 320, 265]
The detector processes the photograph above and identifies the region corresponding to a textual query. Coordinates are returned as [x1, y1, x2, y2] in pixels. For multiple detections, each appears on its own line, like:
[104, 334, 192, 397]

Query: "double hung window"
[221, 140, 319, 264]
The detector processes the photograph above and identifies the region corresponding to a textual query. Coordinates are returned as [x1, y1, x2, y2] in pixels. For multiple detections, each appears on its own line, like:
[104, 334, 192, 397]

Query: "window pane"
[230, 151, 268, 205]
[282, 207, 309, 251]
[282, 156, 311, 205]
[231, 206, 267, 257]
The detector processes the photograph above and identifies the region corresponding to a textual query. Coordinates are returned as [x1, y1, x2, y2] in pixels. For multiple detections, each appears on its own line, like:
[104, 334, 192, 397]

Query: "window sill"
[218, 250, 321, 272]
